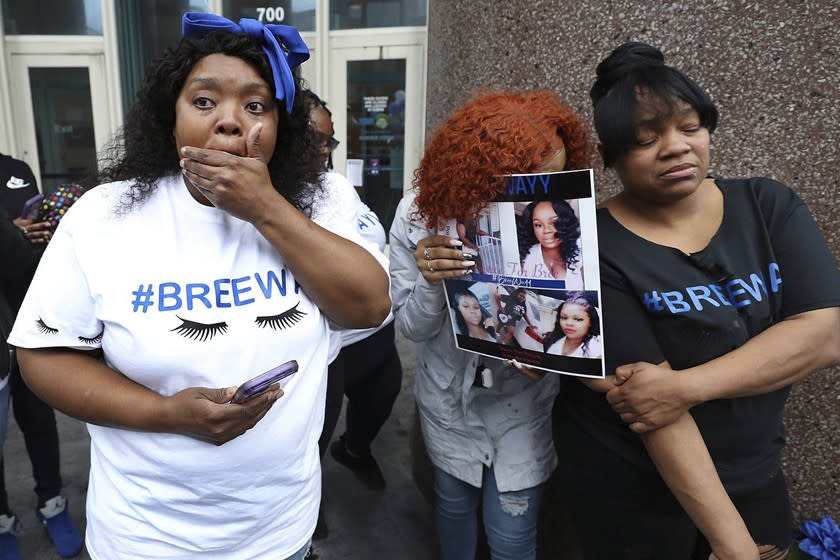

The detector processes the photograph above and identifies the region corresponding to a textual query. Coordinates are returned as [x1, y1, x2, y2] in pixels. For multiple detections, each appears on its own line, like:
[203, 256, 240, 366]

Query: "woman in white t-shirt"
[8, 13, 389, 560]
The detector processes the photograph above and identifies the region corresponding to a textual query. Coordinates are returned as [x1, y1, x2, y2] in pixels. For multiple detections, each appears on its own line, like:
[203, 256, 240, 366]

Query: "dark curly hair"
[299, 89, 331, 119]
[542, 291, 600, 355]
[413, 90, 591, 228]
[299, 89, 335, 170]
[517, 199, 581, 271]
[96, 31, 322, 214]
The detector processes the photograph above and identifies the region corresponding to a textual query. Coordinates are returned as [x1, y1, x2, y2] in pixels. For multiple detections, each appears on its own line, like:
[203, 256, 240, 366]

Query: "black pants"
[552, 402, 792, 559]
[0, 361, 62, 512]
[318, 323, 403, 456]
[318, 354, 345, 459]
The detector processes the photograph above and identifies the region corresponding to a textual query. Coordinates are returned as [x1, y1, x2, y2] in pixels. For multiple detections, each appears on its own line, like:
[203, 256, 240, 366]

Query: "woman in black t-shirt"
[552, 42, 840, 560]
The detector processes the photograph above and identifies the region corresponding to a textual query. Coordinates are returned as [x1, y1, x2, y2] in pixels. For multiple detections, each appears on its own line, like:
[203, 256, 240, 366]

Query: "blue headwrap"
[182, 12, 310, 114]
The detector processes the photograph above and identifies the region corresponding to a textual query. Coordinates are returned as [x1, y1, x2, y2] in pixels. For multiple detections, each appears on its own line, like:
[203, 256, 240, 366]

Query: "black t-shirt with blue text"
[559, 177, 840, 494]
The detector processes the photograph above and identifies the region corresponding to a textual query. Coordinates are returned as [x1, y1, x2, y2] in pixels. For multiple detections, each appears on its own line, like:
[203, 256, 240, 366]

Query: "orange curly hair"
[413, 90, 590, 228]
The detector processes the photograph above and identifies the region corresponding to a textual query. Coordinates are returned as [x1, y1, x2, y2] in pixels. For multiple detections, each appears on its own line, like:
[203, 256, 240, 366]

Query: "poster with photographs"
[440, 169, 604, 378]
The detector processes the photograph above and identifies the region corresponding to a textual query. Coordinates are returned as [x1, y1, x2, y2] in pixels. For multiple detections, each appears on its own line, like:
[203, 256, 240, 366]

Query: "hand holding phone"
[231, 359, 298, 404]
[20, 194, 44, 220]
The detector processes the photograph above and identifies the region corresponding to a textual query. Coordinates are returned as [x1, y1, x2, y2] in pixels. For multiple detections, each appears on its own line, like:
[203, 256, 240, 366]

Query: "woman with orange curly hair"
[410, 91, 590, 230]
[388, 90, 589, 560]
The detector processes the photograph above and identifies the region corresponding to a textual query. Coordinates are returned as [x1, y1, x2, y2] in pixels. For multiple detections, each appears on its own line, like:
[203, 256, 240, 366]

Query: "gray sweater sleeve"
[388, 194, 449, 342]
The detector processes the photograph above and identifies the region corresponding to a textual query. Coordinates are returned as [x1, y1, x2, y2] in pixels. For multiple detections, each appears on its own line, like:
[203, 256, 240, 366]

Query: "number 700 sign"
[255, 6, 286, 23]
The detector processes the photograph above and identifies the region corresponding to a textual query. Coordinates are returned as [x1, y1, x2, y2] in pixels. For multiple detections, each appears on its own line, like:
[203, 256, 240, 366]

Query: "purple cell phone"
[20, 194, 44, 219]
[231, 359, 298, 404]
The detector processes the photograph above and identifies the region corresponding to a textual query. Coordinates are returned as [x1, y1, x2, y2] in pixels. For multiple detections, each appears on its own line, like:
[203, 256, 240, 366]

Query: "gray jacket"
[389, 194, 558, 492]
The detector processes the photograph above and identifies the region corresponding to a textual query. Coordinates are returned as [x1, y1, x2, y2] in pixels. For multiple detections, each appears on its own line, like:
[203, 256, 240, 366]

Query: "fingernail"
[180, 147, 187, 155]
[462, 268, 473, 275]
[179, 158, 185, 168]
[449, 238, 463, 247]
[462, 260, 475, 267]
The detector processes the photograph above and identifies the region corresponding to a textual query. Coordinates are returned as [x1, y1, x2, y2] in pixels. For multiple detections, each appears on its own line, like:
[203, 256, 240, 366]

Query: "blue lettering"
[741, 273, 768, 302]
[255, 270, 288, 299]
[154, 271, 297, 311]
[539, 174, 551, 193]
[641, 266, 780, 317]
[768, 262, 782, 292]
[159, 282, 182, 311]
[686, 285, 720, 311]
[506, 175, 551, 196]
[725, 278, 751, 308]
[214, 279, 232, 308]
[642, 291, 665, 312]
[709, 283, 732, 306]
[186, 283, 211, 311]
[662, 291, 691, 313]
[232, 276, 255, 306]
[526, 175, 538, 193]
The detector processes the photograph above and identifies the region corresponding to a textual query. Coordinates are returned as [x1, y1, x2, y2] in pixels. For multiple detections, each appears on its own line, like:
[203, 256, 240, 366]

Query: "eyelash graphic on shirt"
[171, 316, 229, 342]
[78, 328, 105, 345]
[36, 318, 59, 335]
[255, 302, 307, 331]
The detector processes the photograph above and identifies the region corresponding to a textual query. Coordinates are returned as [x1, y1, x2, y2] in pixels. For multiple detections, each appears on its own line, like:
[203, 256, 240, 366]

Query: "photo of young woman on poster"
[451, 289, 498, 342]
[542, 291, 602, 358]
[517, 199, 584, 287]
[443, 278, 604, 377]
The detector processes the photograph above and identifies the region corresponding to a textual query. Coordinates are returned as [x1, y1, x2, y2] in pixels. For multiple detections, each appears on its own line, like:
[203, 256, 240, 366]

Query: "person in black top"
[0, 153, 83, 558]
[552, 42, 840, 560]
[494, 286, 531, 346]
[0, 205, 41, 559]
[0, 153, 53, 248]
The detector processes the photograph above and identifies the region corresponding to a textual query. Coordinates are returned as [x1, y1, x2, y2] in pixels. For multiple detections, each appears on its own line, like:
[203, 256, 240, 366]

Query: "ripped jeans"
[433, 465, 544, 560]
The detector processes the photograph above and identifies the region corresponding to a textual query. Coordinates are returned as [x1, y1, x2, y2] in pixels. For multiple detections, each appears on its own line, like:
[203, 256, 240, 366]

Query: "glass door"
[329, 44, 423, 236]
[8, 54, 111, 194]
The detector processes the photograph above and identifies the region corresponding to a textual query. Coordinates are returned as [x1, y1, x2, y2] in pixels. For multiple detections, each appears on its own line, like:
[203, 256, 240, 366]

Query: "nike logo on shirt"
[6, 176, 30, 189]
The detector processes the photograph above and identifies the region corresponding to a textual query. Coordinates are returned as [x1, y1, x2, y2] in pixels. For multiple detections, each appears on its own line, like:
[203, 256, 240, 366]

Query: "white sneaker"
[37, 495, 83, 558]
[39, 495, 67, 519]
[0, 514, 17, 533]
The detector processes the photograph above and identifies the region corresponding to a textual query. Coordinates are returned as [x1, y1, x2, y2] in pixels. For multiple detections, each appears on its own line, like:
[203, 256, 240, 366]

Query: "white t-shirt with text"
[9, 175, 381, 559]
